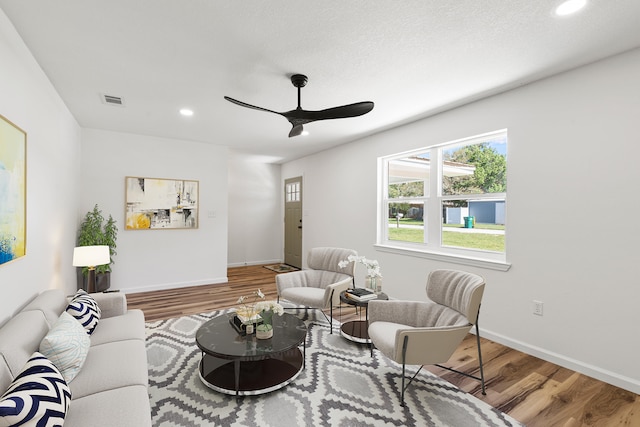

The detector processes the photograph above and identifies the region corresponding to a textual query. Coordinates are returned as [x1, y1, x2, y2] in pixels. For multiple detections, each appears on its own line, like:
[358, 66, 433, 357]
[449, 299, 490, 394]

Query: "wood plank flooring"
[127, 265, 639, 427]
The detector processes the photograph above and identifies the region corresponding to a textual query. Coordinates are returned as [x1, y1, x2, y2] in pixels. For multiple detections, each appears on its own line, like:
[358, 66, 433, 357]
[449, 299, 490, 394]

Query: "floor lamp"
[73, 245, 111, 293]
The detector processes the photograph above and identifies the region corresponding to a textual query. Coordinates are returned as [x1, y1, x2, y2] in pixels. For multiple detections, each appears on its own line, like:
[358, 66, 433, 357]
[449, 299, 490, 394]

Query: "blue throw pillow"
[66, 289, 102, 335]
[0, 352, 71, 427]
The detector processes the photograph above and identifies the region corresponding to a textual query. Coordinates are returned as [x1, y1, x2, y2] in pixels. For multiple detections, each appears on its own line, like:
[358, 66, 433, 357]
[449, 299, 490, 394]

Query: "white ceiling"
[2, 1, 639, 163]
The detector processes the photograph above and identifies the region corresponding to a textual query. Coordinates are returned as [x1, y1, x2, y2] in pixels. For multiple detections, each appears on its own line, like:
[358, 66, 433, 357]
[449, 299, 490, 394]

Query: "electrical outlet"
[533, 300, 544, 316]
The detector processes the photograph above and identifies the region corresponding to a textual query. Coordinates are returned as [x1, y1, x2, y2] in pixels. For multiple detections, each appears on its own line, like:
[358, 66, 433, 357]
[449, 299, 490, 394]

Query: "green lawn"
[387, 227, 504, 252]
[388, 228, 425, 242]
[442, 231, 504, 252]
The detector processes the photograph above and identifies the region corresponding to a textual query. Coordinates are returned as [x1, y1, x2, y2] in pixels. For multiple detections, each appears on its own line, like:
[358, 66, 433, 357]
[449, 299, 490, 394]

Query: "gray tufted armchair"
[368, 269, 486, 405]
[276, 247, 357, 333]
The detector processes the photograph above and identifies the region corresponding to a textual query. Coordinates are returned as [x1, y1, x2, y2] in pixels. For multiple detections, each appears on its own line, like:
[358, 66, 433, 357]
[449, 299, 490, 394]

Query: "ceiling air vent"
[100, 94, 125, 107]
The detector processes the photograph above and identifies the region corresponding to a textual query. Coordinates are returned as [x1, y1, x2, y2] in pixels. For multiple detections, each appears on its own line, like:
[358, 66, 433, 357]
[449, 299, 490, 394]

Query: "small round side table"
[339, 290, 388, 343]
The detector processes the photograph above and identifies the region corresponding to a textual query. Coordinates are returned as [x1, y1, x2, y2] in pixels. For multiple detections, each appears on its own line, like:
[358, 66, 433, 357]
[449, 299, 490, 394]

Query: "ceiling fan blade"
[289, 124, 304, 138]
[224, 96, 280, 115]
[282, 101, 374, 137]
[282, 101, 374, 123]
[314, 101, 374, 120]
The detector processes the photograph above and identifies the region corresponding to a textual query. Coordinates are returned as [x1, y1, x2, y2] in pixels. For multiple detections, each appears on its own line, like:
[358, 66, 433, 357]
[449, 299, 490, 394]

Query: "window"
[379, 130, 508, 268]
[286, 181, 300, 202]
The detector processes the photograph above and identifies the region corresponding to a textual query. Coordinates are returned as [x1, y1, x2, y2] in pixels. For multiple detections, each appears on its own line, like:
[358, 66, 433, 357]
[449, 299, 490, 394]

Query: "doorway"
[284, 177, 302, 268]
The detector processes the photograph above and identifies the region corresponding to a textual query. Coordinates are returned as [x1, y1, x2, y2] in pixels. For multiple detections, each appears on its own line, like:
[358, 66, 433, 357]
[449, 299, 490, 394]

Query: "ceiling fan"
[224, 74, 374, 138]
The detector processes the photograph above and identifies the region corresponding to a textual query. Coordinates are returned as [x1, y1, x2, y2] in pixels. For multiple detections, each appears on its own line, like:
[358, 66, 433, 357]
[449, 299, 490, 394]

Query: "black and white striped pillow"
[66, 289, 102, 335]
[0, 352, 71, 426]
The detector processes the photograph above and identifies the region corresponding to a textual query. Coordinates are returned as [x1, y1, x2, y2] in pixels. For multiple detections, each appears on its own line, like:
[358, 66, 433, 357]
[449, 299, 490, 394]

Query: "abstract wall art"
[0, 114, 27, 266]
[125, 176, 198, 230]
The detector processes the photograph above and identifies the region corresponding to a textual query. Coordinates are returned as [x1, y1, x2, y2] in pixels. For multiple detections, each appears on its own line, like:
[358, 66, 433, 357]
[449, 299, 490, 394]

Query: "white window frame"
[376, 130, 510, 271]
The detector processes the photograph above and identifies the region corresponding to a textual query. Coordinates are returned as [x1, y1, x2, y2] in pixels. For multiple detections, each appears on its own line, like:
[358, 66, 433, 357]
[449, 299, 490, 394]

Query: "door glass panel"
[286, 182, 300, 202]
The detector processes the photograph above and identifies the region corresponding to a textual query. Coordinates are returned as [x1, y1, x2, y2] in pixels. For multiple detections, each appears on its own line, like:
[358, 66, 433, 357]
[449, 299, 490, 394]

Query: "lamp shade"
[73, 245, 111, 267]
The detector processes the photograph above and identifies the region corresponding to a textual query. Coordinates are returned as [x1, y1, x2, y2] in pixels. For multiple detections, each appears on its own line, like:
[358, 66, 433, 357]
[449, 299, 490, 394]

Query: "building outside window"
[380, 129, 507, 266]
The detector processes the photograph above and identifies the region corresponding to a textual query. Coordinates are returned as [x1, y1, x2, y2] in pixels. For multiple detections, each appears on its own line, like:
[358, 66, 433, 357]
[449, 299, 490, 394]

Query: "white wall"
[80, 129, 228, 293]
[282, 48, 640, 394]
[227, 151, 282, 267]
[0, 10, 81, 323]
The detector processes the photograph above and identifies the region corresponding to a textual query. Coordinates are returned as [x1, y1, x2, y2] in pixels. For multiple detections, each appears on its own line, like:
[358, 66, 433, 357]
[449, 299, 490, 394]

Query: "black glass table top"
[196, 312, 307, 360]
[340, 290, 389, 307]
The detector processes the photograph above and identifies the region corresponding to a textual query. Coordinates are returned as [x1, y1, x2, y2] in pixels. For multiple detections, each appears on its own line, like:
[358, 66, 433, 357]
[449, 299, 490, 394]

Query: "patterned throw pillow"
[66, 289, 102, 335]
[39, 311, 91, 383]
[0, 352, 71, 427]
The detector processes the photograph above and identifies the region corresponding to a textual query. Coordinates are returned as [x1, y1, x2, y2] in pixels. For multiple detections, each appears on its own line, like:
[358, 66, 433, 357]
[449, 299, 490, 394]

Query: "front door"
[284, 177, 302, 268]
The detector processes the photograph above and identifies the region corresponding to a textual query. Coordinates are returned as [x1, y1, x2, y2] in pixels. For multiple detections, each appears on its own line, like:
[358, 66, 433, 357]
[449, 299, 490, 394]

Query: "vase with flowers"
[338, 255, 383, 294]
[254, 300, 285, 339]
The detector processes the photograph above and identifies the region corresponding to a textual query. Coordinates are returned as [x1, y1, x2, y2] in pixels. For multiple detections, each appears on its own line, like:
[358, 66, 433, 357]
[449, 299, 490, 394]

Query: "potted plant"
[76, 204, 118, 292]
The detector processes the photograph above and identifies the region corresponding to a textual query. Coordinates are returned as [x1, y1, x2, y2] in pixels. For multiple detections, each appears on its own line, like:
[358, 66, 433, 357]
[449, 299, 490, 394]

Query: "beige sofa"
[0, 289, 151, 426]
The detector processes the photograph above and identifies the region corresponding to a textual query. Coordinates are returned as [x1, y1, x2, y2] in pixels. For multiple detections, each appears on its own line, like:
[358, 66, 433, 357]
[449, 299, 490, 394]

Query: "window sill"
[374, 244, 511, 272]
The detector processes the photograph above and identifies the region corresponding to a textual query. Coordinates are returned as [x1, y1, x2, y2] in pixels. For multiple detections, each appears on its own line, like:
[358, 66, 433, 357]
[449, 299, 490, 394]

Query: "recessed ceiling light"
[555, 0, 587, 16]
[179, 108, 194, 117]
[301, 130, 309, 136]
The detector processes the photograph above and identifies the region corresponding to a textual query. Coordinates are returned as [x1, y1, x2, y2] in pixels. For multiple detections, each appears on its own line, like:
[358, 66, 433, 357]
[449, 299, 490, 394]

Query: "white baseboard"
[227, 259, 282, 268]
[480, 328, 640, 395]
[118, 276, 228, 294]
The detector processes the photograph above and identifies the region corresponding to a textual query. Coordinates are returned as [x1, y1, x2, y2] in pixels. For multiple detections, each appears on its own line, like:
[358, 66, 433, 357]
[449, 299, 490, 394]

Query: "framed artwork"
[0, 114, 27, 266]
[125, 176, 198, 230]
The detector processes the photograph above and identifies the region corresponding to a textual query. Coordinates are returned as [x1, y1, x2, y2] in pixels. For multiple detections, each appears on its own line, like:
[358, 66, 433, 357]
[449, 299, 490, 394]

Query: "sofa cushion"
[66, 290, 101, 335]
[0, 352, 71, 427]
[64, 385, 151, 427]
[21, 289, 68, 328]
[89, 310, 145, 347]
[39, 312, 90, 383]
[0, 311, 50, 393]
[69, 340, 148, 399]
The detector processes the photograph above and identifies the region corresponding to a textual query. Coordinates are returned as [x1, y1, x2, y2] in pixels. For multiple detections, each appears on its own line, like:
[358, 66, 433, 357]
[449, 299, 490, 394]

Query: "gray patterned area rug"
[146, 310, 524, 427]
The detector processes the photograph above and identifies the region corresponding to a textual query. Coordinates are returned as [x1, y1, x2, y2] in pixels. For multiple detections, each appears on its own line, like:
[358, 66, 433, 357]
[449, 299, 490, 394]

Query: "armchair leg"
[329, 289, 335, 334]
[278, 297, 338, 335]
[330, 304, 333, 334]
[401, 336, 408, 407]
[401, 365, 406, 407]
[399, 336, 424, 406]
[433, 312, 486, 395]
[475, 319, 486, 395]
[318, 309, 338, 335]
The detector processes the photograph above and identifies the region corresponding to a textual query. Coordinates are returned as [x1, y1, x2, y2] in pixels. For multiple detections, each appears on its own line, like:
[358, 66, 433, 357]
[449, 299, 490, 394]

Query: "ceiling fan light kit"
[224, 74, 374, 137]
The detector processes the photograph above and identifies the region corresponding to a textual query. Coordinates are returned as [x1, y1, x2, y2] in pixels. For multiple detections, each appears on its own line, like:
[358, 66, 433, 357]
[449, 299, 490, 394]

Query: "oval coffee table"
[196, 312, 307, 398]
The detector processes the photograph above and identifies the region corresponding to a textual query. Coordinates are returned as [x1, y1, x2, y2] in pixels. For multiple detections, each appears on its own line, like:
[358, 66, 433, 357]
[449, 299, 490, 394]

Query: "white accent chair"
[276, 247, 357, 333]
[368, 269, 486, 406]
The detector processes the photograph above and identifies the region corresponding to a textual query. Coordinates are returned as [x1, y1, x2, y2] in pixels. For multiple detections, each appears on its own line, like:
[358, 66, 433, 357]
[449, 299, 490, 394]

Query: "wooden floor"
[127, 265, 639, 427]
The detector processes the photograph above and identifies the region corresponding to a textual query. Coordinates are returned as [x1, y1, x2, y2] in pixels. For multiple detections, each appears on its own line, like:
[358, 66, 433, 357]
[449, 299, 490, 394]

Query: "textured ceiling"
[1, 1, 639, 163]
